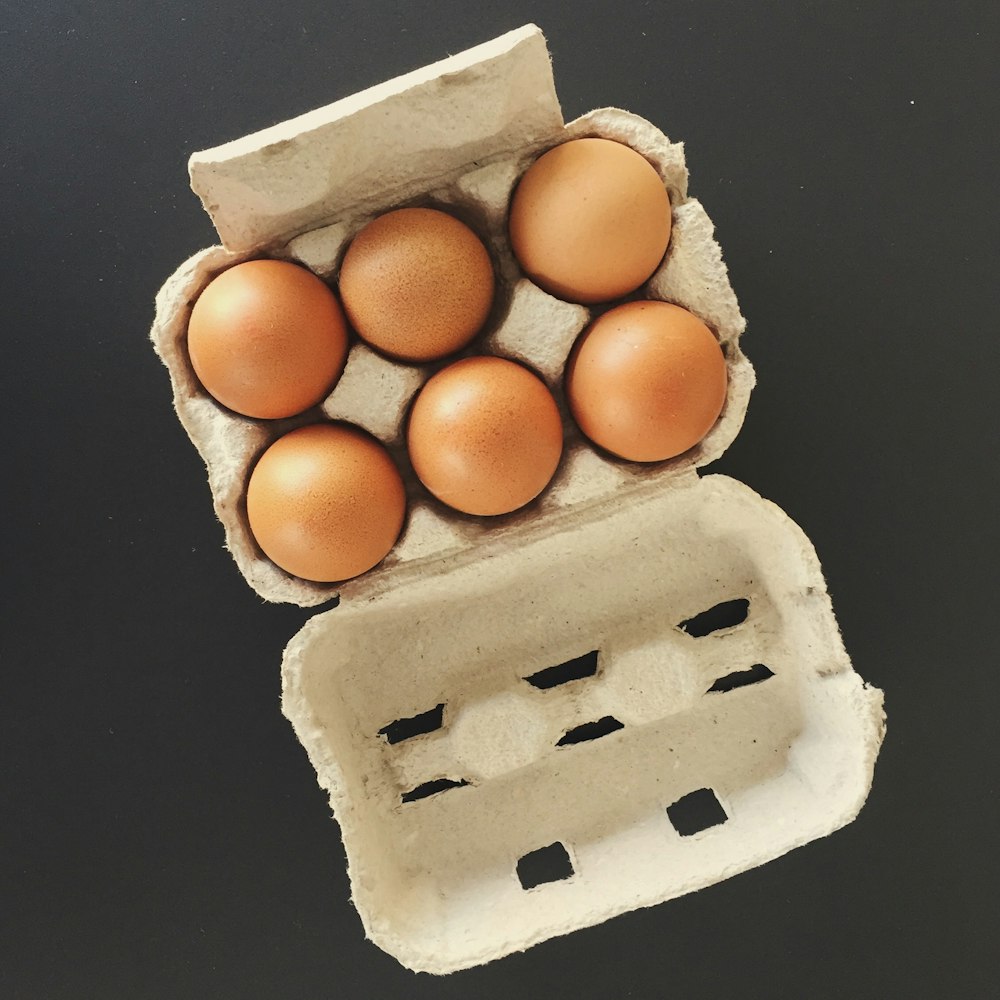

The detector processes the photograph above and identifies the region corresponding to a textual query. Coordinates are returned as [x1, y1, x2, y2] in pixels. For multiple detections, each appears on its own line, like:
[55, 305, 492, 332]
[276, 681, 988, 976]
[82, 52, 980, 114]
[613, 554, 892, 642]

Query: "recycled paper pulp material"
[150, 23, 885, 973]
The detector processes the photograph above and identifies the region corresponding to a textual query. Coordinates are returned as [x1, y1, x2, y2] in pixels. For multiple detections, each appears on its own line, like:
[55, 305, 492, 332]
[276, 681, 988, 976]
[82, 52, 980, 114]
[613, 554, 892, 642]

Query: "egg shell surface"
[566, 300, 727, 462]
[187, 259, 348, 419]
[508, 137, 672, 304]
[339, 207, 495, 363]
[246, 423, 406, 582]
[407, 356, 563, 516]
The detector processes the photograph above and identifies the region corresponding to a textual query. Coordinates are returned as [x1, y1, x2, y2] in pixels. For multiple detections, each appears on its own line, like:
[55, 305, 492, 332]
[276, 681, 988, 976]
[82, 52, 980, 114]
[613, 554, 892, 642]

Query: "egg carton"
[150, 25, 885, 974]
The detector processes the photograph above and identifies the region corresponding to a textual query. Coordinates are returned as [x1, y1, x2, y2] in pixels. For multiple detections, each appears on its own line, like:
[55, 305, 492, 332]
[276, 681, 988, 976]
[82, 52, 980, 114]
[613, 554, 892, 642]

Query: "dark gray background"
[4, 2, 997, 997]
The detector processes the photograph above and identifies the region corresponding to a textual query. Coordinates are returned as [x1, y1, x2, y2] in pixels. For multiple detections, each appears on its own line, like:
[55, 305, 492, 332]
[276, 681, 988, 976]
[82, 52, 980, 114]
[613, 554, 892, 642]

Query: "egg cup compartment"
[150, 24, 884, 972]
[282, 476, 884, 973]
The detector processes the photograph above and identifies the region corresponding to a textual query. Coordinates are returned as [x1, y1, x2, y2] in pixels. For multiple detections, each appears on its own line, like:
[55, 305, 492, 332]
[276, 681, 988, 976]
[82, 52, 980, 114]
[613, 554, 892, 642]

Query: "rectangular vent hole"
[708, 663, 775, 693]
[525, 649, 599, 690]
[379, 703, 445, 744]
[401, 777, 469, 804]
[517, 842, 574, 889]
[556, 716, 624, 747]
[679, 598, 750, 637]
[667, 788, 728, 836]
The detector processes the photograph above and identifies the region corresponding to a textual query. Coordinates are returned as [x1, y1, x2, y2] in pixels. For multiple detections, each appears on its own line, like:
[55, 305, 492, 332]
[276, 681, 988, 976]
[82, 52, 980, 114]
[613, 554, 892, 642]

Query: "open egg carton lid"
[283, 473, 884, 973]
[150, 24, 885, 972]
[151, 23, 753, 608]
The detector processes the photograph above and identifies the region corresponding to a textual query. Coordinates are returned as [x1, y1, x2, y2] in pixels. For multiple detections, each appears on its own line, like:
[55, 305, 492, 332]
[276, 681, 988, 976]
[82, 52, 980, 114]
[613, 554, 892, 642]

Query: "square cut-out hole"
[556, 716, 624, 747]
[679, 598, 750, 637]
[400, 777, 469, 804]
[379, 703, 445, 744]
[525, 650, 599, 690]
[708, 663, 774, 693]
[666, 788, 728, 836]
[517, 842, 574, 889]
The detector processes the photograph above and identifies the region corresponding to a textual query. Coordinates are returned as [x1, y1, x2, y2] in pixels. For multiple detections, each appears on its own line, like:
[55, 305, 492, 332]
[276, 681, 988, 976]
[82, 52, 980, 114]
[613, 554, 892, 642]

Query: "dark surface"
[4, 2, 998, 997]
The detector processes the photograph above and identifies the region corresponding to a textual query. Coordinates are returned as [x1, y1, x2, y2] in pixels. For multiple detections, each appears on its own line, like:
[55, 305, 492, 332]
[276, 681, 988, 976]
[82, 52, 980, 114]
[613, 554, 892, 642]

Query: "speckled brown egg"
[508, 137, 672, 304]
[338, 207, 495, 363]
[407, 357, 563, 516]
[187, 259, 348, 419]
[565, 300, 727, 462]
[246, 423, 406, 582]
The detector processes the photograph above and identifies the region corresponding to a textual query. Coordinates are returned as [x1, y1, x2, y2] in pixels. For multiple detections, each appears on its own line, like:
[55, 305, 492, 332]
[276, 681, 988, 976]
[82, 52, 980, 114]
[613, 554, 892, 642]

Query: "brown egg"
[187, 259, 348, 419]
[566, 301, 727, 463]
[338, 207, 495, 362]
[509, 137, 672, 304]
[246, 423, 406, 582]
[407, 357, 563, 516]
